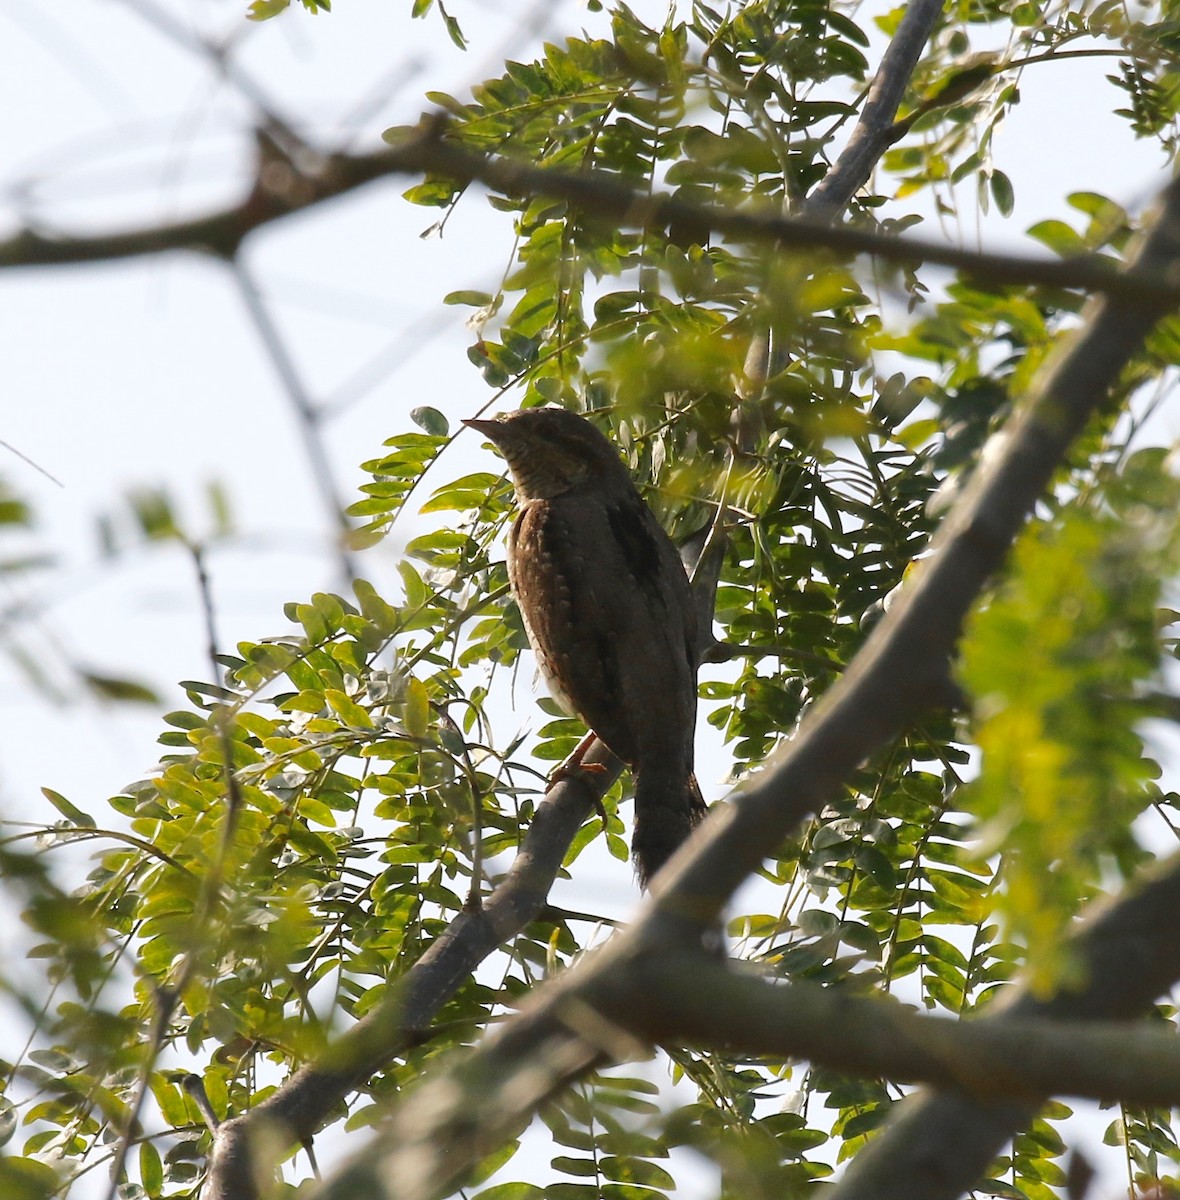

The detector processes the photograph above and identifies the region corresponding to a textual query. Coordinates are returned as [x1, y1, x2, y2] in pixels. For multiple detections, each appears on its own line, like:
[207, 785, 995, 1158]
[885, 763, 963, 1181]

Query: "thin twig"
[183, 1073, 221, 1134]
[0, 438, 64, 487]
[230, 260, 357, 584]
[115, 0, 296, 140]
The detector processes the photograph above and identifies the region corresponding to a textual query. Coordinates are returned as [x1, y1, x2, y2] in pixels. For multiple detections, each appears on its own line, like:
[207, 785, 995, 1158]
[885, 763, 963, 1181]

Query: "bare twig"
[230, 260, 357, 583]
[0, 438, 64, 487]
[114, 0, 295, 140]
[183, 1073, 221, 1134]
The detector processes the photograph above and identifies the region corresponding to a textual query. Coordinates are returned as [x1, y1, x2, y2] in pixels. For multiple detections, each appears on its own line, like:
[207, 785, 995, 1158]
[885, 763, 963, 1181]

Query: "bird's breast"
[508, 501, 584, 716]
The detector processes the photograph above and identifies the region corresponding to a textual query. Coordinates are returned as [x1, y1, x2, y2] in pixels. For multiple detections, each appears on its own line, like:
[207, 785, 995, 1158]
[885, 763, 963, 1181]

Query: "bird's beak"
[462, 417, 502, 441]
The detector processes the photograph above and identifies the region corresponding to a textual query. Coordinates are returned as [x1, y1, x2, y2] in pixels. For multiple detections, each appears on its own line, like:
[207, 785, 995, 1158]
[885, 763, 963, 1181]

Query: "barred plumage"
[464, 407, 705, 887]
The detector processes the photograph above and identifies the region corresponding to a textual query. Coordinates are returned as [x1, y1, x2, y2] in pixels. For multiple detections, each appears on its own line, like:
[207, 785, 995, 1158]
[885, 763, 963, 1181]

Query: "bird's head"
[463, 408, 631, 501]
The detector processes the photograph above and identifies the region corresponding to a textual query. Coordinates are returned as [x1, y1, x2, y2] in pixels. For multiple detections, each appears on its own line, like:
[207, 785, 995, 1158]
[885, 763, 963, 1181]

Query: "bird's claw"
[548, 732, 609, 820]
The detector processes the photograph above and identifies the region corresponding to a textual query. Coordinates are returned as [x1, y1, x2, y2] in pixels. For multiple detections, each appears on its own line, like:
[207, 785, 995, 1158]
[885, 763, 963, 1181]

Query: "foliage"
[960, 453, 1180, 990]
[4, 0, 1180, 1197]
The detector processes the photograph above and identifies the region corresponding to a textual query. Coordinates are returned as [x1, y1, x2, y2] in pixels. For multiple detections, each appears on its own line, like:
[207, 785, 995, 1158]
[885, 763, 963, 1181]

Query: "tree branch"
[376, 120, 1180, 306]
[7, 118, 1179, 313]
[230, 260, 357, 582]
[305, 855, 1180, 1200]
[200, 739, 619, 1200]
[805, 0, 946, 213]
[0, 133, 403, 268]
[633, 940, 1180, 1109]
[744, 0, 945, 386]
[827, 853, 1180, 1200]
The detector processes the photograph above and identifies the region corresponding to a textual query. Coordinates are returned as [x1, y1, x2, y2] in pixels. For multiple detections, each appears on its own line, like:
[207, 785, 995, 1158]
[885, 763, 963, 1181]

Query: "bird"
[463, 407, 706, 888]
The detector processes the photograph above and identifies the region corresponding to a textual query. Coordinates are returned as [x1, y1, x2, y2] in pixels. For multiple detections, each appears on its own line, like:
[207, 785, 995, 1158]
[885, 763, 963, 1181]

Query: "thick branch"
[307, 856, 1180, 1200]
[296, 174, 1180, 1200]
[633, 939, 1180, 1109]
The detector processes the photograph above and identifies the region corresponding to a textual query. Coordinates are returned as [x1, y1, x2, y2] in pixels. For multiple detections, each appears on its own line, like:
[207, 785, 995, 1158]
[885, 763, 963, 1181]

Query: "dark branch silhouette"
[6, 119, 1178, 315]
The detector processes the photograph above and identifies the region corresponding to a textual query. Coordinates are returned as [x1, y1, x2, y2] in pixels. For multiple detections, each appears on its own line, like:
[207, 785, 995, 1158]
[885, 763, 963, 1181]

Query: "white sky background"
[0, 0, 1178, 1195]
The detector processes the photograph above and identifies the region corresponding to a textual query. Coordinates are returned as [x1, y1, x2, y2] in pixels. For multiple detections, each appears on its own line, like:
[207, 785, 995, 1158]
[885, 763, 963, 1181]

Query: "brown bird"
[463, 407, 705, 887]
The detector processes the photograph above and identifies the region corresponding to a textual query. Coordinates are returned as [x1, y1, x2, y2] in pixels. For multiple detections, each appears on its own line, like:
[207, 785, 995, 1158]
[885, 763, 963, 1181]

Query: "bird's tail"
[631, 770, 707, 889]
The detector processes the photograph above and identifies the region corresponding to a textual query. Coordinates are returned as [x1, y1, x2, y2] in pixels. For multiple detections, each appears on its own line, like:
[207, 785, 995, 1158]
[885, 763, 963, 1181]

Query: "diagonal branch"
[746, 0, 945, 387]
[200, 739, 619, 1200]
[294, 172, 1180, 1200]
[806, 0, 946, 214]
[230, 260, 357, 582]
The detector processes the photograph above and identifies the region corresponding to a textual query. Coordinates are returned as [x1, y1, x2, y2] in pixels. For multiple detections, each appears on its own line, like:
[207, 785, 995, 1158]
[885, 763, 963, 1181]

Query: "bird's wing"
[509, 493, 696, 767]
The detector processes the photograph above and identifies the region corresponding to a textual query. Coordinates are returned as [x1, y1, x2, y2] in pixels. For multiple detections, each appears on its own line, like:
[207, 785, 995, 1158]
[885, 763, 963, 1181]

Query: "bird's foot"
[548, 731, 609, 820]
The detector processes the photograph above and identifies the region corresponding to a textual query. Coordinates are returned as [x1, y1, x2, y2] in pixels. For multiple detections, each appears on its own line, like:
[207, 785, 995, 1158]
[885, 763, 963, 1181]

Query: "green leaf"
[398, 560, 430, 610]
[989, 170, 1014, 217]
[420, 472, 502, 514]
[246, 0, 289, 18]
[1025, 219, 1086, 257]
[444, 291, 494, 307]
[599, 1157, 675, 1188]
[82, 672, 161, 706]
[474, 1186, 545, 1200]
[440, 3, 467, 49]
[40, 787, 96, 828]
[403, 677, 431, 739]
[551, 1156, 599, 1177]
[0, 1158, 62, 1200]
[325, 689, 375, 729]
[139, 1140, 164, 1195]
[411, 406, 450, 437]
[0, 1097, 15, 1149]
